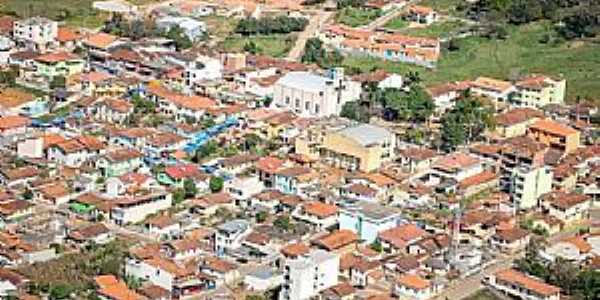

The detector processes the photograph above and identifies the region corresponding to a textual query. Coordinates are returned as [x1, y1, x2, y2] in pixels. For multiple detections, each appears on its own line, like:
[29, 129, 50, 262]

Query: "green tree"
[440, 98, 493, 150]
[50, 76, 66, 90]
[340, 101, 370, 122]
[274, 215, 293, 232]
[195, 140, 218, 160]
[49, 284, 73, 300]
[383, 86, 435, 123]
[183, 179, 197, 199]
[23, 188, 34, 200]
[244, 41, 262, 54]
[173, 188, 185, 205]
[370, 240, 383, 253]
[165, 26, 193, 50]
[256, 211, 268, 223]
[209, 176, 224, 193]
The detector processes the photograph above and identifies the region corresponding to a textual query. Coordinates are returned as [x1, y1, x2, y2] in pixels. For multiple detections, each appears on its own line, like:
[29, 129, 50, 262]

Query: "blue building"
[338, 202, 403, 243]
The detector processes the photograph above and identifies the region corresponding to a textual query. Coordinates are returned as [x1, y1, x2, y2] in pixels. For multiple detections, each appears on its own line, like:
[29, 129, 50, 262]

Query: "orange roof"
[495, 269, 560, 296]
[408, 5, 434, 15]
[530, 119, 578, 137]
[0, 116, 30, 130]
[281, 242, 310, 257]
[459, 170, 497, 189]
[255, 156, 285, 173]
[434, 152, 479, 172]
[313, 230, 359, 251]
[35, 52, 79, 63]
[0, 88, 35, 108]
[42, 134, 67, 149]
[472, 77, 513, 92]
[562, 236, 592, 253]
[302, 201, 338, 218]
[94, 275, 119, 288]
[378, 224, 427, 249]
[57, 27, 82, 42]
[95, 274, 144, 300]
[397, 274, 431, 290]
[79, 71, 113, 83]
[84, 32, 118, 49]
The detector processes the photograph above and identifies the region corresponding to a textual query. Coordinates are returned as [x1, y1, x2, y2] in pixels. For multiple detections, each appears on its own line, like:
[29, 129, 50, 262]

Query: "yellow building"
[512, 75, 566, 108]
[319, 124, 395, 172]
[494, 108, 544, 139]
[528, 119, 580, 154]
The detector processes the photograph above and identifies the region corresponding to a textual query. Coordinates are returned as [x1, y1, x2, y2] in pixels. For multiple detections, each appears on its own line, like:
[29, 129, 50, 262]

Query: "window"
[305, 101, 310, 111]
[295, 99, 300, 108]
[314, 104, 320, 114]
[285, 96, 290, 104]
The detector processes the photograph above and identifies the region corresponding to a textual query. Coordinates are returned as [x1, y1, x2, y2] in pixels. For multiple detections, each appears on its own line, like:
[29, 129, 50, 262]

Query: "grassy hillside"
[0, 0, 108, 28]
[342, 21, 600, 103]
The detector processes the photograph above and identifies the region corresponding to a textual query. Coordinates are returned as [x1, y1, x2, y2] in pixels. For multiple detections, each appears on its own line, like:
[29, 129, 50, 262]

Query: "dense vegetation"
[516, 238, 600, 299]
[441, 96, 495, 150]
[235, 16, 308, 35]
[301, 38, 344, 68]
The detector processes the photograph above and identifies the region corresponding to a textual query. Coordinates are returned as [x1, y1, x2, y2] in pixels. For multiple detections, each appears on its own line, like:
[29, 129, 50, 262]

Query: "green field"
[342, 21, 600, 103]
[336, 7, 381, 28]
[401, 20, 467, 38]
[0, 0, 109, 28]
[219, 34, 297, 58]
[419, 0, 466, 16]
[384, 17, 409, 30]
[200, 15, 239, 41]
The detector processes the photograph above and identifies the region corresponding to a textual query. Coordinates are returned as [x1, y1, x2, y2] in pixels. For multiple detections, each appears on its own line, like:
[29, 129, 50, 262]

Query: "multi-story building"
[498, 136, 551, 210]
[512, 75, 566, 108]
[111, 190, 172, 225]
[470, 77, 515, 102]
[273, 68, 361, 118]
[279, 249, 339, 300]
[338, 202, 402, 243]
[527, 119, 580, 154]
[508, 166, 553, 210]
[215, 219, 251, 256]
[13, 17, 58, 51]
[321, 124, 395, 172]
[485, 269, 560, 300]
[33, 52, 85, 79]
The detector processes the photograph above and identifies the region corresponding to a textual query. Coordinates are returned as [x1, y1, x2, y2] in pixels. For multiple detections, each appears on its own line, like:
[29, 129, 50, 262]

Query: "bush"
[235, 16, 308, 35]
[209, 176, 224, 193]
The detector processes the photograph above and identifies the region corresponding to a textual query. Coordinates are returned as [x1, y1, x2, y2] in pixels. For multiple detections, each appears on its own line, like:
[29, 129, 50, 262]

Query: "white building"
[279, 249, 339, 300]
[13, 17, 58, 51]
[509, 166, 553, 210]
[215, 219, 251, 255]
[394, 274, 439, 300]
[156, 16, 206, 41]
[226, 176, 264, 205]
[339, 202, 402, 243]
[184, 55, 223, 91]
[273, 68, 361, 118]
[111, 191, 172, 225]
[0, 37, 14, 66]
[485, 269, 561, 300]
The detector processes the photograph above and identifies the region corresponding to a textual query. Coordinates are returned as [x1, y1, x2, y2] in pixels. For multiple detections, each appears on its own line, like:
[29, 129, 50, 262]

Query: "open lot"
[463, 288, 504, 300]
[336, 7, 381, 28]
[219, 34, 297, 58]
[342, 21, 600, 103]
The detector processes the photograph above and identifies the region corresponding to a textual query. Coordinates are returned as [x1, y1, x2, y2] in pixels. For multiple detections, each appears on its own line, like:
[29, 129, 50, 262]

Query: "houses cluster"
[0, 1, 596, 300]
[320, 25, 441, 68]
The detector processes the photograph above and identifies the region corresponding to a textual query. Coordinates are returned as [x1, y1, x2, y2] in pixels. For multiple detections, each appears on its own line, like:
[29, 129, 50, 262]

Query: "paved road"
[433, 253, 519, 300]
[287, 10, 334, 61]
